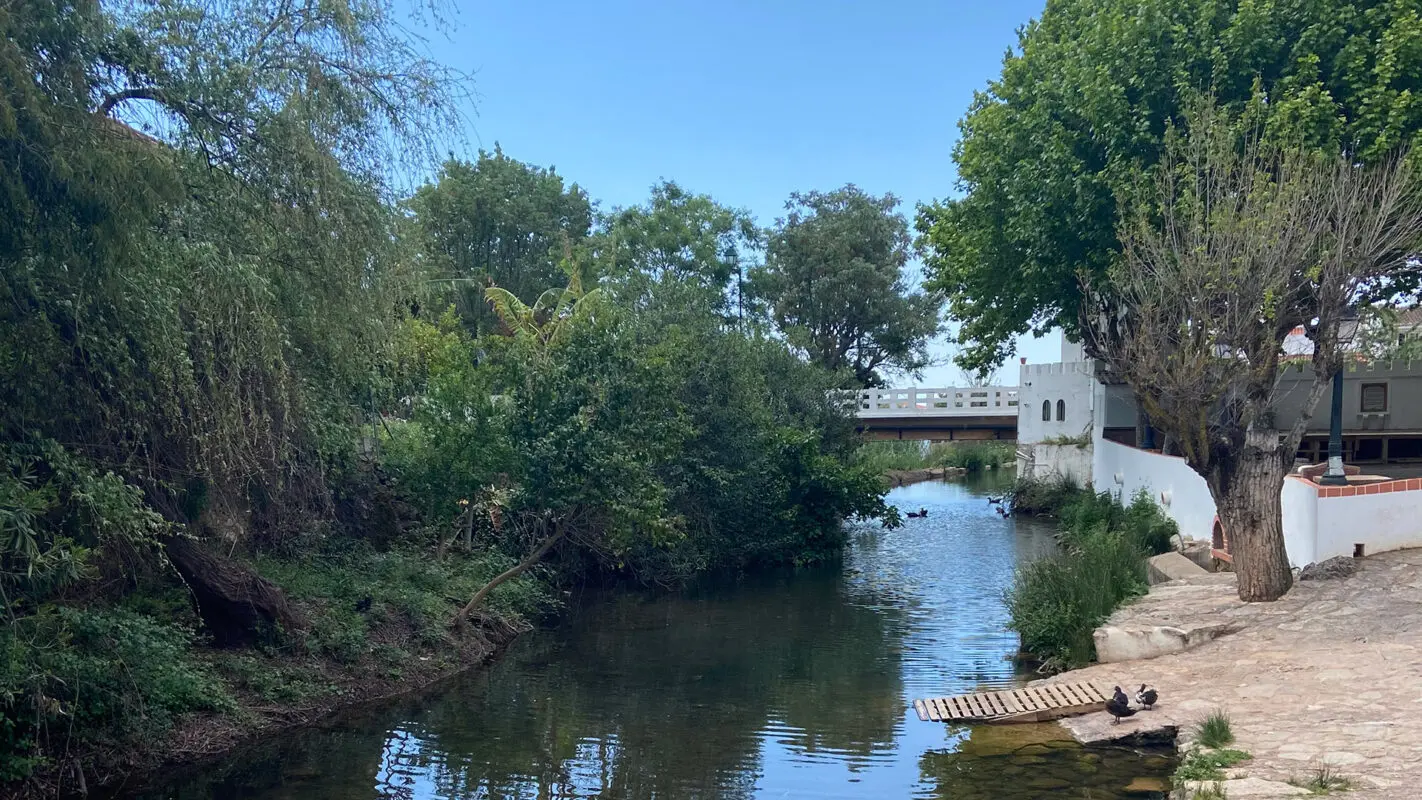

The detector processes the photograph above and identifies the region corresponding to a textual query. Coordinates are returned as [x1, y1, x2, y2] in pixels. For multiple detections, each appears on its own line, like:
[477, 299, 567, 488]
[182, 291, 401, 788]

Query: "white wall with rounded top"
[1093, 440, 1329, 569]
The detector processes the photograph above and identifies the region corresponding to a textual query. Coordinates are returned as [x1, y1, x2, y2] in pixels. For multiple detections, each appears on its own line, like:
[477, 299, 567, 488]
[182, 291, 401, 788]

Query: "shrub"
[0, 608, 235, 781]
[853, 441, 934, 472]
[1005, 480, 1177, 668]
[1007, 475, 1081, 516]
[1004, 528, 1148, 668]
[255, 543, 558, 657]
[1289, 762, 1352, 794]
[1174, 747, 1251, 782]
[1195, 711, 1236, 749]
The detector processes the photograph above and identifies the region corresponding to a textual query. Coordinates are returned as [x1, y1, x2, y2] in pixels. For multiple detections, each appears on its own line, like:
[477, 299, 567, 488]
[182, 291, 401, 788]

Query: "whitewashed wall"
[1315, 481, 1422, 561]
[1021, 443, 1093, 484]
[1281, 477, 1319, 567]
[1093, 440, 1219, 542]
[1018, 361, 1095, 443]
[1088, 440, 1422, 569]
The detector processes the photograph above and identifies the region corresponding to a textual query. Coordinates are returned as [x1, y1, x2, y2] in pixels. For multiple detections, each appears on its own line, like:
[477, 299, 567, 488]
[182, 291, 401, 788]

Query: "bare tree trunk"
[1211, 429, 1293, 602]
[456, 524, 563, 621]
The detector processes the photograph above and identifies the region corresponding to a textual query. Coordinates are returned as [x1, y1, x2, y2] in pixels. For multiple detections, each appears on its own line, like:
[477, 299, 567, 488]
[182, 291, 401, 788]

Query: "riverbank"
[7, 544, 555, 800]
[1043, 549, 1422, 799]
[884, 466, 967, 486]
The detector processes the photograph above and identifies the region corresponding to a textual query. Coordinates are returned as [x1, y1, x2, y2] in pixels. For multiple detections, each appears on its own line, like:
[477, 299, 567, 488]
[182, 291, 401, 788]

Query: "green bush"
[854, 440, 1014, 474]
[1007, 475, 1081, 516]
[0, 608, 235, 781]
[853, 441, 935, 472]
[1004, 528, 1148, 669]
[1195, 711, 1235, 749]
[1005, 479, 1177, 669]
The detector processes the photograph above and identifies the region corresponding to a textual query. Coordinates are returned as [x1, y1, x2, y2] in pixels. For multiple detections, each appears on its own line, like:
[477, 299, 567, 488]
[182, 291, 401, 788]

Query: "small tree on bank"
[1086, 108, 1422, 602]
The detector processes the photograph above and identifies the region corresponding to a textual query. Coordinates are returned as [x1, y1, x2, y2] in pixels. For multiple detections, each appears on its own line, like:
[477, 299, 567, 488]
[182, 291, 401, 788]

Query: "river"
[132, 474, 1174, 799]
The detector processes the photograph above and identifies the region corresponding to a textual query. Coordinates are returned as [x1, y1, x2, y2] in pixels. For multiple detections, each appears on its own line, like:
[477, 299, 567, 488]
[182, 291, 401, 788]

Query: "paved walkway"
[1044, 549, 1422, 799]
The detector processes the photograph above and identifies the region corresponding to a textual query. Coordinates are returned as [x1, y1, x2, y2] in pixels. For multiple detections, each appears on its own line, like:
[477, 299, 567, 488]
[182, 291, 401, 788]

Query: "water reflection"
[130, 473, 1170, 800]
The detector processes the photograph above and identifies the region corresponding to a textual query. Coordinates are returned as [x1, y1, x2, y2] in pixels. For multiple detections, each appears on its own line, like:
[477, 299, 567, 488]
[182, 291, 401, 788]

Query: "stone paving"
[1042, 549, 1422, 799]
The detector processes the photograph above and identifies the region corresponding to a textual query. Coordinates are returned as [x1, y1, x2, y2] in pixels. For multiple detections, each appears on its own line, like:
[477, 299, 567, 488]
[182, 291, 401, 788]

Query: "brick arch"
[1211, 516, 1232, 562]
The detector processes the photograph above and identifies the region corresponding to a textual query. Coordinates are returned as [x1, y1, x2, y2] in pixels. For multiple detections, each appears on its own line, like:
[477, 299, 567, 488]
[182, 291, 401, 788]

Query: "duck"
[996, 505, 1011, 518]
[1135, 684, 1158, 710]
[905, 507, 928, 519]
[987, 496, 1004, 505]
[1106, 685, 1137, 725]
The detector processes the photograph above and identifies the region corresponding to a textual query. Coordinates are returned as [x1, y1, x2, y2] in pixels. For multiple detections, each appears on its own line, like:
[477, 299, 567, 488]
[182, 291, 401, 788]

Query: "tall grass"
[1195, 711, 1235, 749]
[855, 440, 1014, 474]
[1004, 478, 1178, 670]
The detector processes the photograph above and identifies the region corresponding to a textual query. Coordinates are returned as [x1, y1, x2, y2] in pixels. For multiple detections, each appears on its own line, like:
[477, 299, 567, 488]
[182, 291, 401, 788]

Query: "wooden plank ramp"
[913, 682, 1110, 725]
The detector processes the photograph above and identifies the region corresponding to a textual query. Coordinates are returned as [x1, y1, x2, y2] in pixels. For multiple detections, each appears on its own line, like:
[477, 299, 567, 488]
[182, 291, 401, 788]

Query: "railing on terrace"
[852, 387, 1020, 418]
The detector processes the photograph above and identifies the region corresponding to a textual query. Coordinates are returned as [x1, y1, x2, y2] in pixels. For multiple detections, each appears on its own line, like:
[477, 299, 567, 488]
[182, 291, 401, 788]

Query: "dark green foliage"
[1006, 475, 1082, 516]
[937, 441, 1014, 473]
[256, 545, 556, 658]
[1004, 528, 1149, 670]
[920, 0, 1422, 373]
[412, 148, 594, 334]
[0, 608, 234, 780]
[1004, 480, 1177, 669]
[753, 186, 942, 386]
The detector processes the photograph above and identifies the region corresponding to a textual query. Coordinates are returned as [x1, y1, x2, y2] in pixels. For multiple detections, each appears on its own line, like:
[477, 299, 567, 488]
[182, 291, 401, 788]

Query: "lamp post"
[1319, 369, 1348, 486]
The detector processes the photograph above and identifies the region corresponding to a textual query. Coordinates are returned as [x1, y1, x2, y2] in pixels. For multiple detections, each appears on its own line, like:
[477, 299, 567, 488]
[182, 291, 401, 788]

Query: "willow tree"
[2, 0, 468, 642]
[1087, 108, 1422, 601]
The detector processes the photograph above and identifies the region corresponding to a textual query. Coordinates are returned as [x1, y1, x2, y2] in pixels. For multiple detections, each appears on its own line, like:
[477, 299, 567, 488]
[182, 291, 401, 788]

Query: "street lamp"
[1319, 368, 1348, 486]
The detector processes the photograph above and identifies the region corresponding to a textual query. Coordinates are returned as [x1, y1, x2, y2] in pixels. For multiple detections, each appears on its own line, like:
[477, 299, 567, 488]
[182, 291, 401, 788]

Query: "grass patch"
[1003, 478, 1177, 669]
[936, 441, 1014, 472]
[255, 541, 558, 661]
[1173, 748, 1252, 782]
[1195, 711, 1235, 749]
[1289, 762, 1353, 794]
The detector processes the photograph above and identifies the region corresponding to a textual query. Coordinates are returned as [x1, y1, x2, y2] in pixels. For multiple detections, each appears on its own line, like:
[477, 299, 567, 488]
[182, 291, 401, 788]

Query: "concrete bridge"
[852, 386, 1020, 441]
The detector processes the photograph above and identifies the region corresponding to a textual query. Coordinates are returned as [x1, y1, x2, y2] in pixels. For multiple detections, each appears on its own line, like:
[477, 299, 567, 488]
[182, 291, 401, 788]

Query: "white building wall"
[1093, 440, 1219, 543]
[1088, 440, 1404, 569]
[1315, 485, 1422, 561]
[1022, 443, 1093, 485]
[1281, 477, 1319, 567]
[1017, 362, 1095, 443]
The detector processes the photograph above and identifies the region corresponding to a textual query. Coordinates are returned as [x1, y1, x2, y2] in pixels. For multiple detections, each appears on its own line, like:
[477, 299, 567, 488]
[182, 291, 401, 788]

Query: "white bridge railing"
[852, 386, 1020, 418]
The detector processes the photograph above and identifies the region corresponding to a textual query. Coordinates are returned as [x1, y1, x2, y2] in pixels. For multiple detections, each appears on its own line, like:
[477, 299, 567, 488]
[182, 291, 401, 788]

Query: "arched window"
[1056, 399, 1066, 421]
[1041, 400, 1051, 421]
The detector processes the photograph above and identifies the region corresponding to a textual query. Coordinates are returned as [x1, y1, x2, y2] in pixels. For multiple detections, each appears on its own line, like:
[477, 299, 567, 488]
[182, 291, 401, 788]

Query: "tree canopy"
[1087, 105, 1422, 600]
[754, 186, 942, 387]
[919, 0, 1422, 374]
[412, 147, 593, 334]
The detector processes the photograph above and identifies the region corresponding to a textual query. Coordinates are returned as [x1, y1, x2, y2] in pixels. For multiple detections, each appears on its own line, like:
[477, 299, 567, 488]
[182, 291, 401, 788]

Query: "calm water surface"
[134, 474, 1173, 799]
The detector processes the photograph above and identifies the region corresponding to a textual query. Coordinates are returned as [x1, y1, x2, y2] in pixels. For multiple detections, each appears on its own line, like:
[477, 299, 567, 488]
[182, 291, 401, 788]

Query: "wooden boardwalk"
[913, 682, 1110, 724]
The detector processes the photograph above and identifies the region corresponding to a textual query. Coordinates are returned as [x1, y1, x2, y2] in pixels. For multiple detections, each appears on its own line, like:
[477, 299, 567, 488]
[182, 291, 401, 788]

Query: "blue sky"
[411, 0, 1060, 384]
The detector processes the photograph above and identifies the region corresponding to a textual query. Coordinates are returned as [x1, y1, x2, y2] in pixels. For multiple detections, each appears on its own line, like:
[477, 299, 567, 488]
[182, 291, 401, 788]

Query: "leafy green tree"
[753, 186, 941, 386]
[920, 0, 1422, 373]
[412, 148, 594, 334]
[1085, 106, 1422, 601]
[595, 181, 762, 324]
